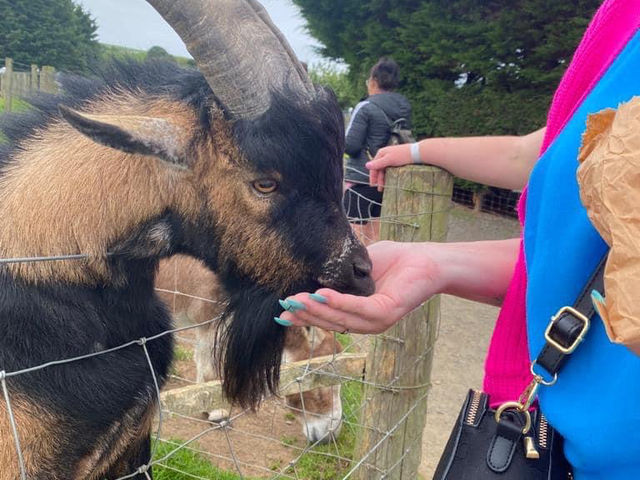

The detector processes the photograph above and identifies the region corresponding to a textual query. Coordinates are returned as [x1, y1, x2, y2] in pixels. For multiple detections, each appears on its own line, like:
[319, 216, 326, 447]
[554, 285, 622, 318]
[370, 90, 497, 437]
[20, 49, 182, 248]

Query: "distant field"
[100, 43, 195, 68]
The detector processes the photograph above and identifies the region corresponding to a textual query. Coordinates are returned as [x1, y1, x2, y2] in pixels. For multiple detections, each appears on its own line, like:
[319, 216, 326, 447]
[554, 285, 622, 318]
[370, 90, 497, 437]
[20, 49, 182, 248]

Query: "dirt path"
[418, 205, 521, 479]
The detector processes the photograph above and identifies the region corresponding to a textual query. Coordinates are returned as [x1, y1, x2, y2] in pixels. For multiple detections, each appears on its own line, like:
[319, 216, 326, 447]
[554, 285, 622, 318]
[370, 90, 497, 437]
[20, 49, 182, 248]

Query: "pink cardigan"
[482, 0, 640, 405]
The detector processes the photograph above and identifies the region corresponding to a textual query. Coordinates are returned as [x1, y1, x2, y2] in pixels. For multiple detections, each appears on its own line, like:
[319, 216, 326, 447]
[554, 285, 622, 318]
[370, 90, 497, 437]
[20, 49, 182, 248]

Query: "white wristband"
[410, 142, 421, 164]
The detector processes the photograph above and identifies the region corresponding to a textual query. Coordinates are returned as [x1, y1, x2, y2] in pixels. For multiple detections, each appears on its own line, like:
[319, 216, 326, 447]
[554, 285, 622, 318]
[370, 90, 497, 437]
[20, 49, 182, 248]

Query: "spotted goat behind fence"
[0, 0, 374, 478]
[156, 255, 344, 444]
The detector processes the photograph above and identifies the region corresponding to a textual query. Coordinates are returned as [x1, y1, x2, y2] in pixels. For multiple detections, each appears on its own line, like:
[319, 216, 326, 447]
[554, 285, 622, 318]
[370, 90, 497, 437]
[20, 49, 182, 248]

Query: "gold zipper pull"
[524, 436, 540, 459]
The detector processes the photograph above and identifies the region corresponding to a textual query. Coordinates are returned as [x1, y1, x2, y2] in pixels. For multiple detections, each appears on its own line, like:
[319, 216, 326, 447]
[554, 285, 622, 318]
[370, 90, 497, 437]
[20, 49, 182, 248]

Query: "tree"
[293, 0, 600, 138]
[308, 62, 362, 110]
[0, 0, 99, 73]
[146, 45, 174, 62]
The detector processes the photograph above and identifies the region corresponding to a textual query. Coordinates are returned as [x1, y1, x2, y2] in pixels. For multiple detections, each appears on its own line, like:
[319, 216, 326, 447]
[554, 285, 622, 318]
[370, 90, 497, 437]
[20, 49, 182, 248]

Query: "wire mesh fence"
[0, 165, 460, 479]
[451, 184, 520, 219]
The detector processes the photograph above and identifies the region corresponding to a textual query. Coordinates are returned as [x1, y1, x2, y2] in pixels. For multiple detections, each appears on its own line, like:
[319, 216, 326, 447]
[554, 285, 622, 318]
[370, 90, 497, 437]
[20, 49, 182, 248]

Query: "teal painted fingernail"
[278, 299, 291, 311]
[309, 293, 327, 304]
[285, 298, 306, 311]
[591, 290, 606, 312]
[274, 317, 292, 327]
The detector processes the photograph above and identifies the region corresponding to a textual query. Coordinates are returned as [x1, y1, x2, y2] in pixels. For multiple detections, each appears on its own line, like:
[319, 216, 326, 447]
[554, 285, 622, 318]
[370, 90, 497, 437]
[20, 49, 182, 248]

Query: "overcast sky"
[75, 0, 327, 65]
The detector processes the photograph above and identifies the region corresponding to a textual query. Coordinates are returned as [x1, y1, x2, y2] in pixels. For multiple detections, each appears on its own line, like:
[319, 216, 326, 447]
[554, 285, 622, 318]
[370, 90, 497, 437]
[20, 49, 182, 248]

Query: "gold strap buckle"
[544, 306, 590, 354]
[494, 401, 532, 435]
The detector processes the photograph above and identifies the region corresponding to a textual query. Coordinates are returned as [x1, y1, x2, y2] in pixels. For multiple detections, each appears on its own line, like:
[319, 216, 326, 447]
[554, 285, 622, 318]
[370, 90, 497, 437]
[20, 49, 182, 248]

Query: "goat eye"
[251, 179, 278, 195]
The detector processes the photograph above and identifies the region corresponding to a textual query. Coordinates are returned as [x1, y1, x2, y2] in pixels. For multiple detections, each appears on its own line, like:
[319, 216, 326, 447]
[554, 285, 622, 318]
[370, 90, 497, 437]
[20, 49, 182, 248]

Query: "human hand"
[276, 241, 443, 334]
[367, 144, 413, 192]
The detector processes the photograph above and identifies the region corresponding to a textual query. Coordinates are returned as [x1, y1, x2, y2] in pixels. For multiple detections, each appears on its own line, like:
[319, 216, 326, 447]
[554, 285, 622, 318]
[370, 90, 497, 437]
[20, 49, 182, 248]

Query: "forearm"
[417, 128, 545, 190]
[430, 238, 520, 306]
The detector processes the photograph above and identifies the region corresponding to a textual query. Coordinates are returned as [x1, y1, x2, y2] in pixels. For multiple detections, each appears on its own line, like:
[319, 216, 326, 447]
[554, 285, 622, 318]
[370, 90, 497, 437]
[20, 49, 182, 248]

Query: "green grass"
[153, 439, 250, 480]
[280, 434, 299, 446]
[335, 332, 352, 349]
[168, 345, 193, 376]
[0, 97, 32, 144]
[0, 97, 31, 114]
[173, 345, 194, 362]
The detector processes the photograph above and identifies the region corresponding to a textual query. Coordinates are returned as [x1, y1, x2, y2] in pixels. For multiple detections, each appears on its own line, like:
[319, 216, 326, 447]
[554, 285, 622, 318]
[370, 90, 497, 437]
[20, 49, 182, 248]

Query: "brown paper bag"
[577, 96, 640, 356]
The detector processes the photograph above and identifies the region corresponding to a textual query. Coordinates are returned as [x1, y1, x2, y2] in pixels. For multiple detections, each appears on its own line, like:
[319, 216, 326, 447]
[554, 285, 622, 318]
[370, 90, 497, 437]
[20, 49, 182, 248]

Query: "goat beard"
[216, 281, 297, 410]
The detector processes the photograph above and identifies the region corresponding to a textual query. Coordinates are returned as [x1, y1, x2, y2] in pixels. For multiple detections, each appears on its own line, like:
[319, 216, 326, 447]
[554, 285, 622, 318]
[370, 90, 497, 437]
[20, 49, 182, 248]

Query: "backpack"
[369, 99, 415, 146]
[387, 117, 415, 145]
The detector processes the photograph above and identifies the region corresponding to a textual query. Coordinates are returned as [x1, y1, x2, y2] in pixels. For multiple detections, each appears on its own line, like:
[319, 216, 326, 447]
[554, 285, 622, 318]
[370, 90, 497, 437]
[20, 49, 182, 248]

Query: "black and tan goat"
[0, 1, 374, 478]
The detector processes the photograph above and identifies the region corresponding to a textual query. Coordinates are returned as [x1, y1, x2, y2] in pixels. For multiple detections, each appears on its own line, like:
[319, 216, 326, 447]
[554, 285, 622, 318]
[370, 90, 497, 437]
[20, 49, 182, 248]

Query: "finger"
[369, 168, 379, 188]
[308, 289, 402, 327]
[366, 156, 387, 171]
[278, 291, 398, 333]
[284, 308, 377, 334]
[279, 308, 341, 331]
[377, 170, 385, 192]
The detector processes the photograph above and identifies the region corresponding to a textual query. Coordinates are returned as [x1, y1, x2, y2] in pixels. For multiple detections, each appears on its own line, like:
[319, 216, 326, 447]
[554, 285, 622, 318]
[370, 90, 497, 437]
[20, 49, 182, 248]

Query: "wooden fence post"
[353, 165, 453, 479]
[30, 64, 38, 93]
[4, 58, 13, 112]
[40, 66, 56, 94]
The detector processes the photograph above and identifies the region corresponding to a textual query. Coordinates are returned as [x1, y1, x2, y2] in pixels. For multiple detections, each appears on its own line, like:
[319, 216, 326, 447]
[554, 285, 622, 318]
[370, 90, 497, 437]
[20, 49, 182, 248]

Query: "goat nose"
[353, 256, 372, 279]
[349, 253, 375, 296]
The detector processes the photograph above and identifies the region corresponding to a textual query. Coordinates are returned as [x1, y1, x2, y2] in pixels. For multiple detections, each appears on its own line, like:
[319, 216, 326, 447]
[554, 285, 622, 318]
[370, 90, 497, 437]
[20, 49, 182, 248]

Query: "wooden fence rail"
[0, 58, 57, 111]
[160, 352, 367, 419]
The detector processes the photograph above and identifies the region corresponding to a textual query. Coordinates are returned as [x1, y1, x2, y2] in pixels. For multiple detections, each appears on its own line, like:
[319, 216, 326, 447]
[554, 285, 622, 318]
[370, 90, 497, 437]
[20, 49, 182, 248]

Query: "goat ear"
[59, 105, 188, 168]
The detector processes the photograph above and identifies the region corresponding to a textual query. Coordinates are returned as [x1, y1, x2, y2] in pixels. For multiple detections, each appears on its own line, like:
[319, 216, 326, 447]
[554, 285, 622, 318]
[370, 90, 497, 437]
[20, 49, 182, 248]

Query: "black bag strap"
[495, 252, 607, 421]
[367, 97, 409, 130]
[486, 254, 607, 473]
[533, 253, 606, 378]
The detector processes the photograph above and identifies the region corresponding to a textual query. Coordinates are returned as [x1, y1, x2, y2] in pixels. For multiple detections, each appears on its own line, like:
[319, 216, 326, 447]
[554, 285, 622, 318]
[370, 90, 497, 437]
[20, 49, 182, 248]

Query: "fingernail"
[309, 293, 327, 304]
[285, 298, 306, 311]
[591, 289, 606, 314]
[278, 299, 291, 311]
[274, 317, 292, 327]
[365, 162, 372, 168]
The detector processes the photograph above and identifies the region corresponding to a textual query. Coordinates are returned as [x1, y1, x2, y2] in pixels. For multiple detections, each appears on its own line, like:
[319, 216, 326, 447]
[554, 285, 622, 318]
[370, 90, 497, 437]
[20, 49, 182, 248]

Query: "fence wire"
[0, 177, 485, 480]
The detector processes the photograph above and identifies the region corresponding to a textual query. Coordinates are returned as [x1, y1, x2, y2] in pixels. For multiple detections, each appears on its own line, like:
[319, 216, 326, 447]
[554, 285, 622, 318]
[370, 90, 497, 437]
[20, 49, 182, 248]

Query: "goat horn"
[145, 0, 315, 120]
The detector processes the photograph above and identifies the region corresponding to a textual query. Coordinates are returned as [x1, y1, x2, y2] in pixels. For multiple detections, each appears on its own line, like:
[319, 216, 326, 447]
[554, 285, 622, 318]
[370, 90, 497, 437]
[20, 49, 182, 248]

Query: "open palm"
[280, 241, 443, 334]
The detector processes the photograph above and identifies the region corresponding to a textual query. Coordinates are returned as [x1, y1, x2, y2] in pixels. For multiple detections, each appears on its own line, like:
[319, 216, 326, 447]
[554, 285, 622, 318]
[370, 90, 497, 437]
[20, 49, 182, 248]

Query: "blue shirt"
[525, 32, 640, 479]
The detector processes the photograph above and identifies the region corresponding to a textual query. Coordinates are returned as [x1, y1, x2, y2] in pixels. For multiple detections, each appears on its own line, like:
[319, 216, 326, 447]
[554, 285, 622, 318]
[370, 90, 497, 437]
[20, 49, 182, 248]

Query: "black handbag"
[433, 390, 571, 479]
[433, 256, 606, 480]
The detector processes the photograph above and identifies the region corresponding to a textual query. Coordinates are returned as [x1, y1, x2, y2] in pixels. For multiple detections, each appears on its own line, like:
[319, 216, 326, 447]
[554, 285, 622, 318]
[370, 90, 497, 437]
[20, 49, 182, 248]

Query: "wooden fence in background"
[0, 58, 57, 112]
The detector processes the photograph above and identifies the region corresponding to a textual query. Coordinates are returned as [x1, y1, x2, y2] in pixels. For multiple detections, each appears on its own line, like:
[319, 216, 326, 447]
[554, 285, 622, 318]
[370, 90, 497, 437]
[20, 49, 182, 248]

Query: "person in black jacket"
[343, 57, 412, 243]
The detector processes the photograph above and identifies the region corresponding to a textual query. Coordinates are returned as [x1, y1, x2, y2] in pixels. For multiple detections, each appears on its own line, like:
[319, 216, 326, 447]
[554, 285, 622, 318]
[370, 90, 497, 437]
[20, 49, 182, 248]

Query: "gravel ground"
[418, 204, 521, 479]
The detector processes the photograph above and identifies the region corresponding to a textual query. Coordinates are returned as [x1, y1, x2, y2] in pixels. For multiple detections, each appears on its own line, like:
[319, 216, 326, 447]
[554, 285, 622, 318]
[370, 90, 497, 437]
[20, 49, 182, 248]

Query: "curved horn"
[146, 0, 315, 119]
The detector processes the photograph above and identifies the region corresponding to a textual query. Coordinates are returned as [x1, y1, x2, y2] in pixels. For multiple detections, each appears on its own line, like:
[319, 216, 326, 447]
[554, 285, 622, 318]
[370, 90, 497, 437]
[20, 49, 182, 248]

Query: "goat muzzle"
[318, 243, 375, 297]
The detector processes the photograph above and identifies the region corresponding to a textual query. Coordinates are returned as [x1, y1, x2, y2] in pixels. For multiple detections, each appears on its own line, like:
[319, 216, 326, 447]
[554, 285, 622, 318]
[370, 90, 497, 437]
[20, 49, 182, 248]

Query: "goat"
[156, 255, 344, 444]
[0, 1, 374, 478]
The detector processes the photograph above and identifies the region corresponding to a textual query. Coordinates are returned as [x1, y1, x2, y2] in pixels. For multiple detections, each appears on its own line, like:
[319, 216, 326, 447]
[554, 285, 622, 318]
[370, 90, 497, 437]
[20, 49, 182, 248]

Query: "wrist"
[422, 242, 453, 295]
[428, 239, 519, 305]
